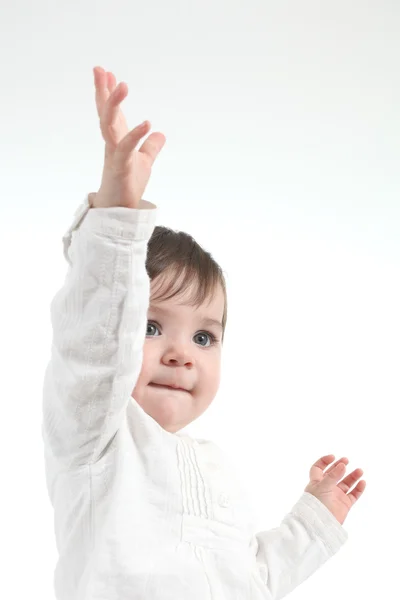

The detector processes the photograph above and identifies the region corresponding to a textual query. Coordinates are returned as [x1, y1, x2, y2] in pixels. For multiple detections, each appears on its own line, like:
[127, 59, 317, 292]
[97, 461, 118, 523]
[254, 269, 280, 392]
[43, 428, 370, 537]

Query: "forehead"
[149, 274, 224, 323]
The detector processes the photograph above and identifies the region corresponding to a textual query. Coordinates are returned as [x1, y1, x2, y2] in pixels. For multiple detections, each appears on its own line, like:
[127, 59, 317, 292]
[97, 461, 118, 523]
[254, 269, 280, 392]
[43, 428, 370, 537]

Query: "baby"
[41, 66, 366, 600]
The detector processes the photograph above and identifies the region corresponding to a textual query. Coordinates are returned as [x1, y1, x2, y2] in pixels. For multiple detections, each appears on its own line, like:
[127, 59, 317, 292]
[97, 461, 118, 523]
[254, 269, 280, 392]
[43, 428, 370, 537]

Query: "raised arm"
[41, 66, 166, 468]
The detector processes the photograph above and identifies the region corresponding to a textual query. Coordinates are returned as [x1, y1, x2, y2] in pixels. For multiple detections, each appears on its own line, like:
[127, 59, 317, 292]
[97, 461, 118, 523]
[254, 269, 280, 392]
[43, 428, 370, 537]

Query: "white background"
[1, 0, 399, 598]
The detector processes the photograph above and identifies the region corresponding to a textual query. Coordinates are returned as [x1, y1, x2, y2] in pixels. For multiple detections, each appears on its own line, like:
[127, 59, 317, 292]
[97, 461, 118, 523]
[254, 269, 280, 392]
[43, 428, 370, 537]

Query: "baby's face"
[132, 276, 224, 433]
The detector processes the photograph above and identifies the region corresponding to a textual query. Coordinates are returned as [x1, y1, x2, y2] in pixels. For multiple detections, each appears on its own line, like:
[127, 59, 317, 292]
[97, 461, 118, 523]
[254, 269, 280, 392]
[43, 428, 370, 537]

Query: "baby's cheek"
[212, 372, 221, 395]
[131, 346, 150, 394]
[204, 364, 221, 397]
[140, 342, 156, 374]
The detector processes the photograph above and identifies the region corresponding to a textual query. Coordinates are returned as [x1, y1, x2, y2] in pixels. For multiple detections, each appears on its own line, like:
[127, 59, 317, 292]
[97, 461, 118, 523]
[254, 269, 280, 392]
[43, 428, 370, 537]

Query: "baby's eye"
[146, 322, 217, 347]
[146, 322, 160, 336]
[194, 332, 217, 347]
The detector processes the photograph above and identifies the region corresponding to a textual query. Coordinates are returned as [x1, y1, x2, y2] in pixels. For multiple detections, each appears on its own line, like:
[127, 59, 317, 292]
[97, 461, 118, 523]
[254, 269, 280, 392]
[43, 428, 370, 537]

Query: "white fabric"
[42, 196, 348, 600]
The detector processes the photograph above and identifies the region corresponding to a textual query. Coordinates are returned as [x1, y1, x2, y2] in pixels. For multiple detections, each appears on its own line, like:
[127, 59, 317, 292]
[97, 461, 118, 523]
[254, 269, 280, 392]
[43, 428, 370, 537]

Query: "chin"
[132, 386, 203, 432]
[163, 422, 186, 434]
[153, 413, 189, 433]
[140, 397, 188, 429]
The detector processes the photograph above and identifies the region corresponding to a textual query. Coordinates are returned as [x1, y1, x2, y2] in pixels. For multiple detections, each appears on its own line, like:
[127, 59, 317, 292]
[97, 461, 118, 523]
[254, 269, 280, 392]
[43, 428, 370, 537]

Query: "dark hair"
[145, 226, 227, 342]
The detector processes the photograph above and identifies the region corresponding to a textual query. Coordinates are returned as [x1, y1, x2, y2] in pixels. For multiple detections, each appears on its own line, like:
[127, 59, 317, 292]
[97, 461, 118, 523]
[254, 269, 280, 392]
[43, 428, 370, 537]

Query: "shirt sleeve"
[252, 492, 348, 600]
[41, 195, 157, 469]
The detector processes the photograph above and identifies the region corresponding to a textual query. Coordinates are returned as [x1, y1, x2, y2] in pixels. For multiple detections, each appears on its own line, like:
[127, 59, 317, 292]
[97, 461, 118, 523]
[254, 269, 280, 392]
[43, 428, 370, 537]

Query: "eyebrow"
[201, 318, 223, 330]
[149, 305, 223, 330]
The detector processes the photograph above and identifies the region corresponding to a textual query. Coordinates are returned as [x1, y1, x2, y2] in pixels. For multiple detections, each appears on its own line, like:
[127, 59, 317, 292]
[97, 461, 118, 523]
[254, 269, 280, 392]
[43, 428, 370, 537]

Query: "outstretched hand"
[92, 66, 166, 209]
[304, 454, 366, 526]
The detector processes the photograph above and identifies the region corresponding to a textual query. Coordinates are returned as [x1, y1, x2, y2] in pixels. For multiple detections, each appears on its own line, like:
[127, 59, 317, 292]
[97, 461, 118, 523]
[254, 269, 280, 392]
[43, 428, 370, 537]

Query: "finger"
[309, 462, 346, 495]
[93, 66, 110, 119]
[346, 480, 367, 504]
[116, 126, 166, 170]
[337, 468, 364, 493]
[324, 457, 349, 476]
[118, 121, 151, 148]
[106, 71, 117, 94]
[309, 454, 334, 479]
[309, 454, 348, 483]
[115, 121, 151, 165]
[139, 131, 167, 164]
[318, 455, 336, 469]
[101, 81, 129, 146]
[328, 462, 347, 480]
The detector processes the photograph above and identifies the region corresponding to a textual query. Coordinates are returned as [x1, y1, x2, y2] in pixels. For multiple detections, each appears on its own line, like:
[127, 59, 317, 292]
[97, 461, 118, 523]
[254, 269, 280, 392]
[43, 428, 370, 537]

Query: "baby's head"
[132, 226, 227, 434]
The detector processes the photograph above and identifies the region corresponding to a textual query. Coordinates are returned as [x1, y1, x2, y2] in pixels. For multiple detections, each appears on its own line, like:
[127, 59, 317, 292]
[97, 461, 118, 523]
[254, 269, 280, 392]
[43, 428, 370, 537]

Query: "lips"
[149, 383, 188, 392]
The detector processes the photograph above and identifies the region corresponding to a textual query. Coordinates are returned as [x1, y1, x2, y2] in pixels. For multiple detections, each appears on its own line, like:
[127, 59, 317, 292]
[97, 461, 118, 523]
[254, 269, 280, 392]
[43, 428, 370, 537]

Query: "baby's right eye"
[146, 321, 160, 336]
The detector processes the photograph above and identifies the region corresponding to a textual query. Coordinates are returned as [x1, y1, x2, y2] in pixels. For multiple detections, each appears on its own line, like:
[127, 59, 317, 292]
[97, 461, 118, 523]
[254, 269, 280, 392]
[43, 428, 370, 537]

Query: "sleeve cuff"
[62, 194, 158, 265]
[289, 492, 348, 554]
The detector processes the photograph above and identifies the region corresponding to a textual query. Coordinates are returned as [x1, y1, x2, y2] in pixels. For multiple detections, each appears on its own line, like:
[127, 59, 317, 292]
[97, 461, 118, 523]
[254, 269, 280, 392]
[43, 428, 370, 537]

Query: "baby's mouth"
[149, 383, 187, 392]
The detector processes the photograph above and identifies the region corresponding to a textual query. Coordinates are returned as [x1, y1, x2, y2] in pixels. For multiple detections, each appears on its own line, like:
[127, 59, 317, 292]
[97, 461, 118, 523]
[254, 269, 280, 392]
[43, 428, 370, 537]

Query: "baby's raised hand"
[91, 66, 166, 209]
[304, 454, 366, 525]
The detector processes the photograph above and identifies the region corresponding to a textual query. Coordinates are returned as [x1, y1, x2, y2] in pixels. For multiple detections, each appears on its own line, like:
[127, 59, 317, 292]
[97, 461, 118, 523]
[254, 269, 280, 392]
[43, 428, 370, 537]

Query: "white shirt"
[41, 195, 348, 600]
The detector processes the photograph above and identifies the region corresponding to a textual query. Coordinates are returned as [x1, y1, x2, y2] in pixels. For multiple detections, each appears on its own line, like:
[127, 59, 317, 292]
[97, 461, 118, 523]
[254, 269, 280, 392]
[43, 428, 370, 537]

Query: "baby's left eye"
[194, 332, 216, 347]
